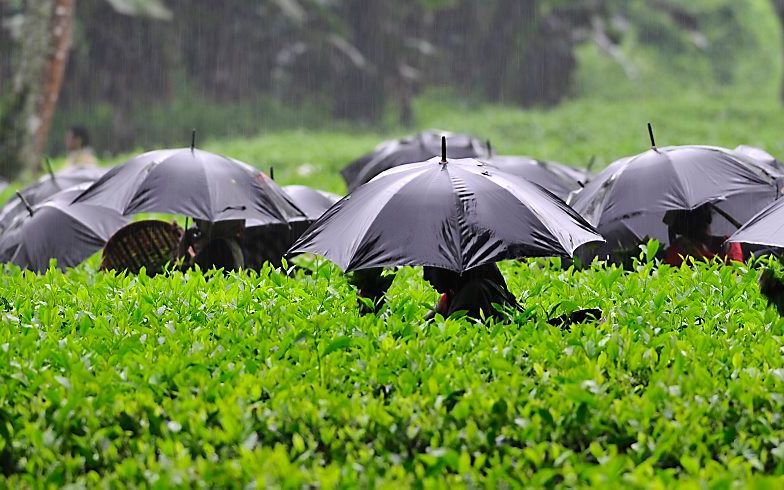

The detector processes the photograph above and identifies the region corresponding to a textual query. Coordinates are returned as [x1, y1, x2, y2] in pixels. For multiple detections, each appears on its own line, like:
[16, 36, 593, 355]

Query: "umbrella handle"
[709, 203, 742, 229]
[647, 122, 657, 150]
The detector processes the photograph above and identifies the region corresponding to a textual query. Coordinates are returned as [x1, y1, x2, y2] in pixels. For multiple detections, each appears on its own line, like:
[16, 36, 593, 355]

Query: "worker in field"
[423, 263, 519, 320]
[64, 126, 99, 168]
[348, 267, 396, 314]
[759, 268, 784, 316]
[179, 219, 246, 272]
[663, 204, 743, 266]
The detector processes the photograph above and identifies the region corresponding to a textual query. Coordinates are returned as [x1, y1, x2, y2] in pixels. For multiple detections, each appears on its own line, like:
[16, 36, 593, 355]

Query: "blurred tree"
[0, 0, 170, 179]
[0, 0, 74, 179]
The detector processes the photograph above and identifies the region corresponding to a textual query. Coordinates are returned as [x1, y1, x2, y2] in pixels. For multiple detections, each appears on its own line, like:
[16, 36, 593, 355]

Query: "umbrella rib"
[486, 170, 601, 255]
[343, 167, 434, 270]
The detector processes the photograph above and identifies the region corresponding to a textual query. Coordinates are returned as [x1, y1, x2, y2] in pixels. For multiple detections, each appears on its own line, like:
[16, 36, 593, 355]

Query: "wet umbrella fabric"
[568, 145, 782, 255]
[342, 130, 487, 191]
[733, 145, 784, 174]
[728, 198, 784, 248]
[484, 156, 585, 199]
[290, 157, 603, 272]
[282, 185, 341, 221]
[72, 148, 305, 224]
[0, 166, 107, 234]
[0, 185, 128, 272]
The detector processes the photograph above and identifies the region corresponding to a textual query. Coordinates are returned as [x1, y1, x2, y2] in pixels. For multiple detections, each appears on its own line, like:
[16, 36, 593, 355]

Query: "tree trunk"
[0, 0, 74, 179]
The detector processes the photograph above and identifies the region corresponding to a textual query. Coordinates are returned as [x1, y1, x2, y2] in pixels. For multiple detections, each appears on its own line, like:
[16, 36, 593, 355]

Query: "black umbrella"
[484, 155, 585, 199]
[282, 185, 341, 221]
[290, 145, 603, 272]
[0, 165, 107, 234]
[728, 198, 784, 248]
[733, 145, 784, 174]
[342, 130, 488, 191]
[569, 141, 782, 257]
[72, 147, 305, 224]
[0, 185, 128, 272]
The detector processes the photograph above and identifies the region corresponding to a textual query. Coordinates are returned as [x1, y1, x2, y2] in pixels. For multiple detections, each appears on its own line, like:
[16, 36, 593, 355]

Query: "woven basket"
[100, 220, 183, 275]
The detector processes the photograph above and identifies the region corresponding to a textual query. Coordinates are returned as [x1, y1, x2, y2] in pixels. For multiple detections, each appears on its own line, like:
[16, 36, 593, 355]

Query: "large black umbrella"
[290, 152, 603, 272]
[484, 155, 586, 199]
[282, 185, 341, 221]
[728, 198, 784, 248]
[72, 147, 305, 224]
[0, 166, 107, 234]
[569, 144, 782, 257]
[0, 185, 128, 272]
[342, 130, 488, 191]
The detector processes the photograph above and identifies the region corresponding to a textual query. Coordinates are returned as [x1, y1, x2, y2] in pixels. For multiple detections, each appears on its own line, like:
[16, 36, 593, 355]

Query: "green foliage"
[1, 258, 784, 486]
[8, 90, 784, 486]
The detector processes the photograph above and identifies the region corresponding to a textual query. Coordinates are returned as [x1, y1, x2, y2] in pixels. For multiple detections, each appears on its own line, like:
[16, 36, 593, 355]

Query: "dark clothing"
[426, 264, 519, 321]
[179, 220, 245, 272]
[760, 268, 784, 316]
[665, 235, 743, 266]
[348, 268, 395, 314]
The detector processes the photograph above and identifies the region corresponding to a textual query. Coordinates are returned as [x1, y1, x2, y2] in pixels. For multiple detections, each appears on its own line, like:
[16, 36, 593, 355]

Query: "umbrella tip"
[647, 122, 657, 150]
[441, 136, 447, 163]
[269, 166, 275, 180]
[44, 156, 55, 180]
[486, 139, 492, 157]
[16, 191, 33, 217]
[191, 129, 196, 152]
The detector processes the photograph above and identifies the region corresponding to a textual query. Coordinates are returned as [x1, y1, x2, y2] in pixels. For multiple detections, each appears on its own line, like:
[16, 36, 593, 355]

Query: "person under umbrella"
[0, 164, 107, 234]
[0, 184, 127, 272]
[568, 124, 782, 265]
[342, 130, 488, 192]
[71, 138, 306, 271]
[290, 138, 603, 320]
[423, 263, 519, 320]
[662, 204, 743, 266]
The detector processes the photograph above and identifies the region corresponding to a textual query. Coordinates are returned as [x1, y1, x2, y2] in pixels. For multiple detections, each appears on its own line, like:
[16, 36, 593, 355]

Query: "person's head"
[423, 266, 459, 294]
[195, 219, 245, 239]
[664, 204, 713, 240]
[65, 126, 90, 152]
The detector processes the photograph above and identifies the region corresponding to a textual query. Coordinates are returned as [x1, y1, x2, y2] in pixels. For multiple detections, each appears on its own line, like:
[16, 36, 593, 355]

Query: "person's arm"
[425, 293, 449, 320]
[723, 241, 744, 263]
[664, 243, 683, 266]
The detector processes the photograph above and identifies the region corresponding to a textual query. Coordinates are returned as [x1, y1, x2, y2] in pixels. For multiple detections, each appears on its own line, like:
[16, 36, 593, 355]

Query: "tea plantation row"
[1, 257, 784, 487]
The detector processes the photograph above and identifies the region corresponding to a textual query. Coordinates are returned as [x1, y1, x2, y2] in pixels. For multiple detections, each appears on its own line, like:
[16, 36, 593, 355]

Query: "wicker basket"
[100, 220, 183, 275]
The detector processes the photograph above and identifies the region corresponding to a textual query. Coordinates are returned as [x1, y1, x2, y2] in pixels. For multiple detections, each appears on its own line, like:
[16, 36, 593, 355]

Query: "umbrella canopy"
[71, 148, 305, 224]
[728, 198, 784, 248]
[484, 155, 585, 199]
[569, 145, 782, 255]
[282, 185, 341, 221]
[733, 145, 784, 174]
[342, 130, 488, 191]
[290, 155, 603, 272]
[0, 166, 107, 234]
[0, 185, 128, 272]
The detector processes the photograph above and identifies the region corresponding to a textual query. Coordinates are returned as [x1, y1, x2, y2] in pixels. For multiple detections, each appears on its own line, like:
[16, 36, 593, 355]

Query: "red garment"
[665, 236, 743, 266]
[436, 293, 450, 316]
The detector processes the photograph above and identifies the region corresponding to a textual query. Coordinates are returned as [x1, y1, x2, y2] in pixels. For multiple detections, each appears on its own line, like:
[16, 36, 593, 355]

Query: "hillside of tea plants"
[4, 95, 784, 486]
